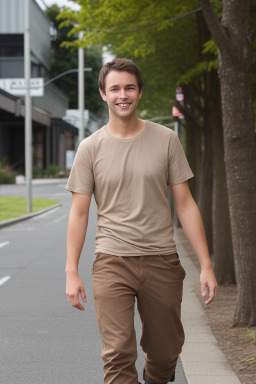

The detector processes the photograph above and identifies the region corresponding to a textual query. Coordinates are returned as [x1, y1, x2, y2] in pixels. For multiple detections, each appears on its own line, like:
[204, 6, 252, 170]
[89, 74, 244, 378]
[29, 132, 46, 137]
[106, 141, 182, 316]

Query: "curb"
[32, 178, 68, 185]
[13, 178, 68, 185]
[0, 202, 62, 229]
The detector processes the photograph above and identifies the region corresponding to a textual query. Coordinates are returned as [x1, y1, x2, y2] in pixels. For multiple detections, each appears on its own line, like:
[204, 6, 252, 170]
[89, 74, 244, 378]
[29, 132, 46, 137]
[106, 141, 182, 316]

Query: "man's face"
[99, 70, 143, 120]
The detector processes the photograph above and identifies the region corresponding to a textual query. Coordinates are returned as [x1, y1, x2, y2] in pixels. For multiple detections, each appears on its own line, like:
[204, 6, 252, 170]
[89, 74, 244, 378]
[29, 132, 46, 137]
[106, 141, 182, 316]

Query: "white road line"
[8, 227, 34, 232]
[0, 276, 11, 286]
[53, 215, 67, 223]
[0, 241, 10, 249]
[32, 207, 60, 220]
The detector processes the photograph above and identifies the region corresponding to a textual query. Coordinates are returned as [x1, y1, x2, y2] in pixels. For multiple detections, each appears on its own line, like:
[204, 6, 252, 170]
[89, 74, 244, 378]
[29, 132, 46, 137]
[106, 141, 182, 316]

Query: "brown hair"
[98, 58, 143, 94]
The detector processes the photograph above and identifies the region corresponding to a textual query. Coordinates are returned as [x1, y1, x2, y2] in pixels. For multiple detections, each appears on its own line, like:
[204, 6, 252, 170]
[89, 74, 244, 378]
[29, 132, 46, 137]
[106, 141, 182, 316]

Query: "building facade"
[0, 0, 78, 175]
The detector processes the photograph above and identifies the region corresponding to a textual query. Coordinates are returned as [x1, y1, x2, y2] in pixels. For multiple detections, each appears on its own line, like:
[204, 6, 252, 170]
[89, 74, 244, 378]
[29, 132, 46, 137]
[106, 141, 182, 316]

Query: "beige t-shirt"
[66, 121, 193, 256]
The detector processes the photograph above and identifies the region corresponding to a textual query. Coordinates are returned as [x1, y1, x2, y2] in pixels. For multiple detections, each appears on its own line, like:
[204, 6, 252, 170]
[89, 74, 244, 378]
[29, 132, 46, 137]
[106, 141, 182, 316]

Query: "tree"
[46, 4, 103, 115]
[59, 0, 202, 115]
[200, 0, 256, 326]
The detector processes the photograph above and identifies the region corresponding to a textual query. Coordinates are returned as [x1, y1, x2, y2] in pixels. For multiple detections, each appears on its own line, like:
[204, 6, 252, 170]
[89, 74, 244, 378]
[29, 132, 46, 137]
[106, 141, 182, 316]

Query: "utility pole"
[78, 31, 84, 143]
[25, 0, 32, 212]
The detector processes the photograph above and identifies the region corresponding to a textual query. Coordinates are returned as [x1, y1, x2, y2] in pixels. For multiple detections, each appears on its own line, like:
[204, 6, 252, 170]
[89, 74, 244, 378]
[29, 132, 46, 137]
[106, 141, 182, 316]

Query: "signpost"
[25, 0, 32, 213]
[0, 78, 44, 97]
[78, 31, 84, 144]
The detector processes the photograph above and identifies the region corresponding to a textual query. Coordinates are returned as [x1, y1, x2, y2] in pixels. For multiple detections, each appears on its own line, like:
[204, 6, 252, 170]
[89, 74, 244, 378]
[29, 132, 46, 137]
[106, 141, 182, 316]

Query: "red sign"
[172, 106, 183, 117]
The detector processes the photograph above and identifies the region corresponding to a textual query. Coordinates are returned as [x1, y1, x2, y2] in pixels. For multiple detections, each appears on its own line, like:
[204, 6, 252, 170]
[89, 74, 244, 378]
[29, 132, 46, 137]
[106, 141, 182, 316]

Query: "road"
[0, 182, 187, 384]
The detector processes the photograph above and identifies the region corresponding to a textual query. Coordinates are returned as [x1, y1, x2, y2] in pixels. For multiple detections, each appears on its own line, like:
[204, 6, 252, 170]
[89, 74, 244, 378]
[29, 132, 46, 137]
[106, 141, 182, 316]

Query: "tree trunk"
[220, 53, 256, 326]
[200, 0, 256, 325]
[210, 71, 235, 284]
[198, 119, 213, 255]
[197, 12, 214, 255]
[185, 116, 202, 203]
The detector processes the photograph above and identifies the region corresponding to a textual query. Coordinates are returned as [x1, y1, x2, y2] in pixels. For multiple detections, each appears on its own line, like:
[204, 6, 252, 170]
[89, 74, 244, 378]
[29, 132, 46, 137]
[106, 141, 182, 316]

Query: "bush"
[0, 167, 15, 184]
[33, 165, 61, 178]
[33, 166, 44, 179]
[44, 165, 61, 177]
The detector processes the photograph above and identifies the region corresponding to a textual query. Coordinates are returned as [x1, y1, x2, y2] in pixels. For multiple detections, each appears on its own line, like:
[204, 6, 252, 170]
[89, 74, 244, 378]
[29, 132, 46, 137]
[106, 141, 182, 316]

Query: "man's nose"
[119, 89, 127, 98]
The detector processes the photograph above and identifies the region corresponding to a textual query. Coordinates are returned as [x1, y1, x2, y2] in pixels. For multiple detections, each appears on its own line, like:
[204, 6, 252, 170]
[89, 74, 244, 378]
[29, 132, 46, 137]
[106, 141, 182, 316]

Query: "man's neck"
[106, 116, 145, 139]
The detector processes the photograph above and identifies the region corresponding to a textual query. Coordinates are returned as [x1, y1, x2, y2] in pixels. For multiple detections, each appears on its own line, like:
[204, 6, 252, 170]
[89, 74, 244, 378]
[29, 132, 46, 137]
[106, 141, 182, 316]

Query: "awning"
[0, 88, 51, 127]
[51, 118, 78, 135]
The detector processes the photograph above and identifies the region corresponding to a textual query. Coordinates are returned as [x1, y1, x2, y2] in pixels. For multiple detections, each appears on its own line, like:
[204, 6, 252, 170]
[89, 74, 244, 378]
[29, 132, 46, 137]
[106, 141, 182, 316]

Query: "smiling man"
[65, 58, 217, 384]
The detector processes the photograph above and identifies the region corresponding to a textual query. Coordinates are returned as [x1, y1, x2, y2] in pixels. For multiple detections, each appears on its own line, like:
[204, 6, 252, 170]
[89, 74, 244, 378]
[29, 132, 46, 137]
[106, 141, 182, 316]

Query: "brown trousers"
[92, 253, 185, 384]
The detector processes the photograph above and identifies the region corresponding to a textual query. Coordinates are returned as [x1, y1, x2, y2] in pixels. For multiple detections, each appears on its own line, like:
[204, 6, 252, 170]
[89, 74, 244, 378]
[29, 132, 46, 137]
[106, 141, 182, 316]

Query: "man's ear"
[139, 87, 143, 99]
[99, 88, 107, 101]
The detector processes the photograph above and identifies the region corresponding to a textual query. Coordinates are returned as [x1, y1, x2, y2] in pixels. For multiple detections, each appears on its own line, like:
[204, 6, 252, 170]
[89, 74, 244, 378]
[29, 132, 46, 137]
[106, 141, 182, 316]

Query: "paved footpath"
[175, 229, 241, 384]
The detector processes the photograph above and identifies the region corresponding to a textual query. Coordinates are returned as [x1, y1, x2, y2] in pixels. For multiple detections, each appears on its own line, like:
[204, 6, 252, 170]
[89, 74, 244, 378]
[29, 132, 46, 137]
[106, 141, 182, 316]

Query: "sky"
[36, 0, 80, 11]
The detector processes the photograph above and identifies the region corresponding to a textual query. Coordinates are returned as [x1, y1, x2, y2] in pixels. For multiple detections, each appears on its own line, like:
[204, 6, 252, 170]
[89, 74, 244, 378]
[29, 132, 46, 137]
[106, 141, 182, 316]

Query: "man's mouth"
[116, 103, 131, 108]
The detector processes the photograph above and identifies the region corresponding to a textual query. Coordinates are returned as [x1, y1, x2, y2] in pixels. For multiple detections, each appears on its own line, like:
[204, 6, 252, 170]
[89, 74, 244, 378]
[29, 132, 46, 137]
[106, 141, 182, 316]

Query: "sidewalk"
[175, 228, 241, 384]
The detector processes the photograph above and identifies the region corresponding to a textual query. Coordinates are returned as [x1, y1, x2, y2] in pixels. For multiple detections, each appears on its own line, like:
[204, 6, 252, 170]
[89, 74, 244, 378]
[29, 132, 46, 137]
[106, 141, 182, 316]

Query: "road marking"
[8, 227, 34, 232]
[53, 215, 67, 223]
[0, 276, 11, 286]
[32, 207, 60, 220]
[0, 241, 10, 249]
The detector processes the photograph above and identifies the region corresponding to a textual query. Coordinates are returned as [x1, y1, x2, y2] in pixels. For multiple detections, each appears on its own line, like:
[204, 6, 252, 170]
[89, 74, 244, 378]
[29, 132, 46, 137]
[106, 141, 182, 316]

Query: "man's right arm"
[66, 192, 92, 311]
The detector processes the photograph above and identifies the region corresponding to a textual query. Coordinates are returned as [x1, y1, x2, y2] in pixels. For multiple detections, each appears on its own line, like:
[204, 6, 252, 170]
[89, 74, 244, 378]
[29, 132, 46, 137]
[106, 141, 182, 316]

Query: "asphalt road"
[0, 182, 187, 384]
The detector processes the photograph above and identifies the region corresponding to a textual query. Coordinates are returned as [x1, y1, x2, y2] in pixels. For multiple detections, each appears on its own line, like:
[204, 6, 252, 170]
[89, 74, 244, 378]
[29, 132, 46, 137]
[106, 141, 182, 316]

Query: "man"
[65, 58, 217, 384]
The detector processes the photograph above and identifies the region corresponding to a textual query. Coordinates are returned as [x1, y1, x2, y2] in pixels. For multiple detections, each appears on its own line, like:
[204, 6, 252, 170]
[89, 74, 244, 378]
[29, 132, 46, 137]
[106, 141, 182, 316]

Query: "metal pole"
[174, 121, 179, 136]
[25, 0, 32, 212]
[78, 31, 84, 143]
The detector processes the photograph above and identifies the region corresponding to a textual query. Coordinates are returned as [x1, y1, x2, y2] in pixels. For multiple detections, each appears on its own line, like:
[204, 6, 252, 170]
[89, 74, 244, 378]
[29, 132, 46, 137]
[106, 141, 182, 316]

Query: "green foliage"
[0, 168, 15, 184]
[0, 161, 15, 184]
[57, 0, 202, 117]
[180, 60, 218, 84]
[33, 165, 61, 178]
[247, 328, 256, 343]
[45, 4, 103, 115]
[43, 165, 61, 177]
[56, 0, 256, 120]
[202, 39, 218, 56]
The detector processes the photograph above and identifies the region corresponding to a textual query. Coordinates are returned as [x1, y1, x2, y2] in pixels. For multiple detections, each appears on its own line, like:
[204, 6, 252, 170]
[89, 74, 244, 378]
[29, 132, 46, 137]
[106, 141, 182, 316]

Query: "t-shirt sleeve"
[168, 132, 194, 186]
[65, 140, 94, 195]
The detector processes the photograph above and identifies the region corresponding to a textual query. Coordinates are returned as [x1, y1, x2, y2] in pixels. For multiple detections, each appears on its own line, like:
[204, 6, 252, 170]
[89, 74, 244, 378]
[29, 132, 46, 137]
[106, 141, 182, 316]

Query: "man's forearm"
[176, 200, 212, 270]
[66, 210, 88, 273]
[172, 182, 217, 303]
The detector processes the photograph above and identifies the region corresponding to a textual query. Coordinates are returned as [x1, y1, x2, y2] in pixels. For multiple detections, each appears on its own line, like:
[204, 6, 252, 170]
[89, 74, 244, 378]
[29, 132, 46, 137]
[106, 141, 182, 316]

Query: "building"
[0, 0, 79, 175]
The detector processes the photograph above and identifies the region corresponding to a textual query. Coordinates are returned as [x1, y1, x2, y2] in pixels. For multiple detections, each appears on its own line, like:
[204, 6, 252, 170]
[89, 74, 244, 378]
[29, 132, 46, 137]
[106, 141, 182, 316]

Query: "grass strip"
[0, 196, 59, 221]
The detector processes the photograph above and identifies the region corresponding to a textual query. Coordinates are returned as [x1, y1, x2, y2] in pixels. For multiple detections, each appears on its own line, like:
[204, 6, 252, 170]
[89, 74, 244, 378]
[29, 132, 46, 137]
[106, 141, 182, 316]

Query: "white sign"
[0, 78, 44, 97]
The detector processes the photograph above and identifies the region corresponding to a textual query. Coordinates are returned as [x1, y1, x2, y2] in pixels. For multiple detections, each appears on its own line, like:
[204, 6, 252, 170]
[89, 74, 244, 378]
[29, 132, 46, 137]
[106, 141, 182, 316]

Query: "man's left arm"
[171, 181, 217, 304]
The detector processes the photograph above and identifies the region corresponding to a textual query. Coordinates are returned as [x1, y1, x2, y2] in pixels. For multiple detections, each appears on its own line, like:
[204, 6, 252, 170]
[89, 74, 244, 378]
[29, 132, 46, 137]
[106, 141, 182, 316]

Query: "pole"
[25, 0, 32, 212]
[174, 121, 179, 136]
[78, 31, 84, 143]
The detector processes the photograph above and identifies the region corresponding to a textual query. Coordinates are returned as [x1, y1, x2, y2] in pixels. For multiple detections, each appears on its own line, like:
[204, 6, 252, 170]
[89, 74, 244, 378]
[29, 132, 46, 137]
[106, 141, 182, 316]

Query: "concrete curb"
[0, 202, 62, 229]
[14, 178, 68, 185]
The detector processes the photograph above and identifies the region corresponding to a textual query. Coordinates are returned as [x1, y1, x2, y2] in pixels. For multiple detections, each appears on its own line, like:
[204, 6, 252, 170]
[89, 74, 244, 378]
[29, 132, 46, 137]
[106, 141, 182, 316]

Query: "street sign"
[172, 87, 184, 119]
[0, 78, 44, 97]
[172, 105, 183, 117]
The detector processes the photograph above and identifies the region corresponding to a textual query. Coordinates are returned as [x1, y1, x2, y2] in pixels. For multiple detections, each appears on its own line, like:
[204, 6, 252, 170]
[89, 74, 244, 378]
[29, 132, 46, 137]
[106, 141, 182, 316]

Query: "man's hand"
[200, 266, 217, 304]
[66, 271, 87, 310]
